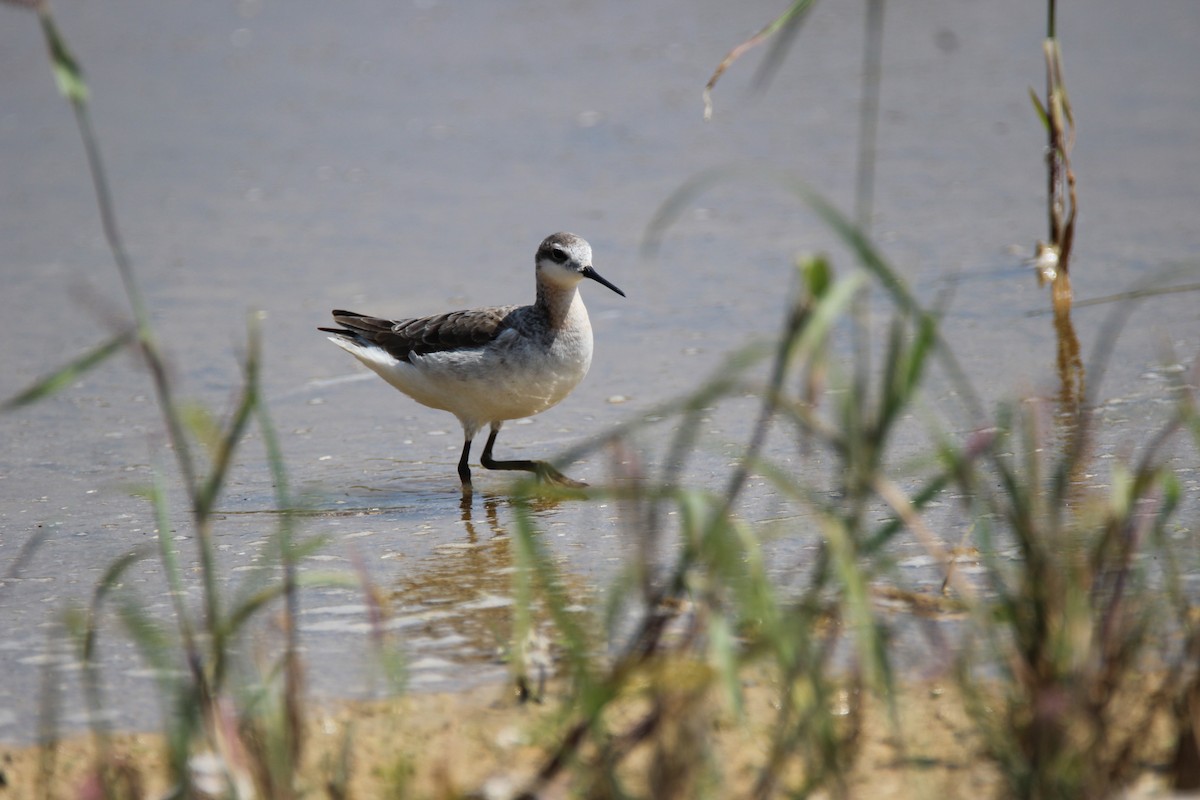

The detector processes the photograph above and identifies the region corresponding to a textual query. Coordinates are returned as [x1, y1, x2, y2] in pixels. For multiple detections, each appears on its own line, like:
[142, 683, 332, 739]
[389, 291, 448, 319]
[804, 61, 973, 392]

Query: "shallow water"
[1, 0, 1198, 741]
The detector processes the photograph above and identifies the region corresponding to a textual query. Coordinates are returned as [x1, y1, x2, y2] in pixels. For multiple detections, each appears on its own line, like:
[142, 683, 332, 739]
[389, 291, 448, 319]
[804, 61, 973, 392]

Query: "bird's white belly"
[344, 324, 594, 429]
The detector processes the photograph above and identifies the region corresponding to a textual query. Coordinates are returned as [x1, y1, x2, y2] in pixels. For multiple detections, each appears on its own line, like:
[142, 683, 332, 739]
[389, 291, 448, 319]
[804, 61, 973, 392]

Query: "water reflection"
[390, 498, 516, 677]
[382, 491, 596, 689]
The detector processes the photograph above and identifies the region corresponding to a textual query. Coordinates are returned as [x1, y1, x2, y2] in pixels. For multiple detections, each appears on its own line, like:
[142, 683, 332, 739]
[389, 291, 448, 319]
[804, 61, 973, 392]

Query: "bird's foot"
[535, 461, 588, 489]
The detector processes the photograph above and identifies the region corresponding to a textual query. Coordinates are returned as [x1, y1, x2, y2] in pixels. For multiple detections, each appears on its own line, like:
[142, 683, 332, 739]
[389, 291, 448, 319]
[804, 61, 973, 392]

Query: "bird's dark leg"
[458, 437, 474, 497]
[479, 428, 536, 474]
[479, 426, 587, 488]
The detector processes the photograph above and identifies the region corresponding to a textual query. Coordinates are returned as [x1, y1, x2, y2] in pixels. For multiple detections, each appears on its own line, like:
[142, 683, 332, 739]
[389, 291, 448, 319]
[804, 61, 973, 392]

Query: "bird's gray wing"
[320, 307, 516, 361]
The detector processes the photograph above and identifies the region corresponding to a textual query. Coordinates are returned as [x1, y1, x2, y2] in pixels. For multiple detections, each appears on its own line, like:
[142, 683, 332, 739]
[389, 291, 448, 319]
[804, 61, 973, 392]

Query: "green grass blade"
[38, 10, 89, 103]
[83, 548, 152, 662]
[3, 329, 132, 411]
[195, 339, 261, 519]
[1, 526, 51, 601]
[644, 166, 984, 422]
[753, 0, 820, 93]
[703, 0, 818, 118]
[511, 499, 596, 693]
[148, 462, 197, 649]
[1029, 86, 1050, 130]
[223, 567, 354, 640]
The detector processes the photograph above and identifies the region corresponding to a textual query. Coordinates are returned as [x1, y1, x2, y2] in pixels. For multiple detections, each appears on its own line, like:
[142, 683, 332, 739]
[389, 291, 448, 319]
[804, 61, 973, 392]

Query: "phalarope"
[320, 232, 624, 495]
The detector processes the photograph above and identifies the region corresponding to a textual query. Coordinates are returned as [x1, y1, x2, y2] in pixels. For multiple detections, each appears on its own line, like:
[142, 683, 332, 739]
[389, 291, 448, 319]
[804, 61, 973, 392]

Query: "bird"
[319, 232, 624, 496]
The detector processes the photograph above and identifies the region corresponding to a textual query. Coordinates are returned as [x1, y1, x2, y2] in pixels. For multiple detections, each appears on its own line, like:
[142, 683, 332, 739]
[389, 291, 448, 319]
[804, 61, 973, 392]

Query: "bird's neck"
[536, 281, 585, 330]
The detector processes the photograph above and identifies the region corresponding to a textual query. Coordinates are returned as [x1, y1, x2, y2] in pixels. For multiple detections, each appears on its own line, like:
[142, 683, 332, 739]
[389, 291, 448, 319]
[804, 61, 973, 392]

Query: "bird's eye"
[550, 247, 568, 263]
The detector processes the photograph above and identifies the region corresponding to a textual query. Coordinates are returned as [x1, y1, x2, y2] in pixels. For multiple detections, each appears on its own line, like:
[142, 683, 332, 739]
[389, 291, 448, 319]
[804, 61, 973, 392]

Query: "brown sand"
[0, 676, 1176, 799]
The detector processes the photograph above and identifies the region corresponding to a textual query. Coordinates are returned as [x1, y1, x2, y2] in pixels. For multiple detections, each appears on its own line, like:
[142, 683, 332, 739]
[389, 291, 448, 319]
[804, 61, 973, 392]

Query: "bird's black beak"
[581, 265, 625, 297]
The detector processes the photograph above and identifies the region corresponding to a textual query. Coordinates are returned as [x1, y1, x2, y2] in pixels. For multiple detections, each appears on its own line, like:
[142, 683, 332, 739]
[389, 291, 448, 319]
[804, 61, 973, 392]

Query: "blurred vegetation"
[5, 3, 396, 797]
